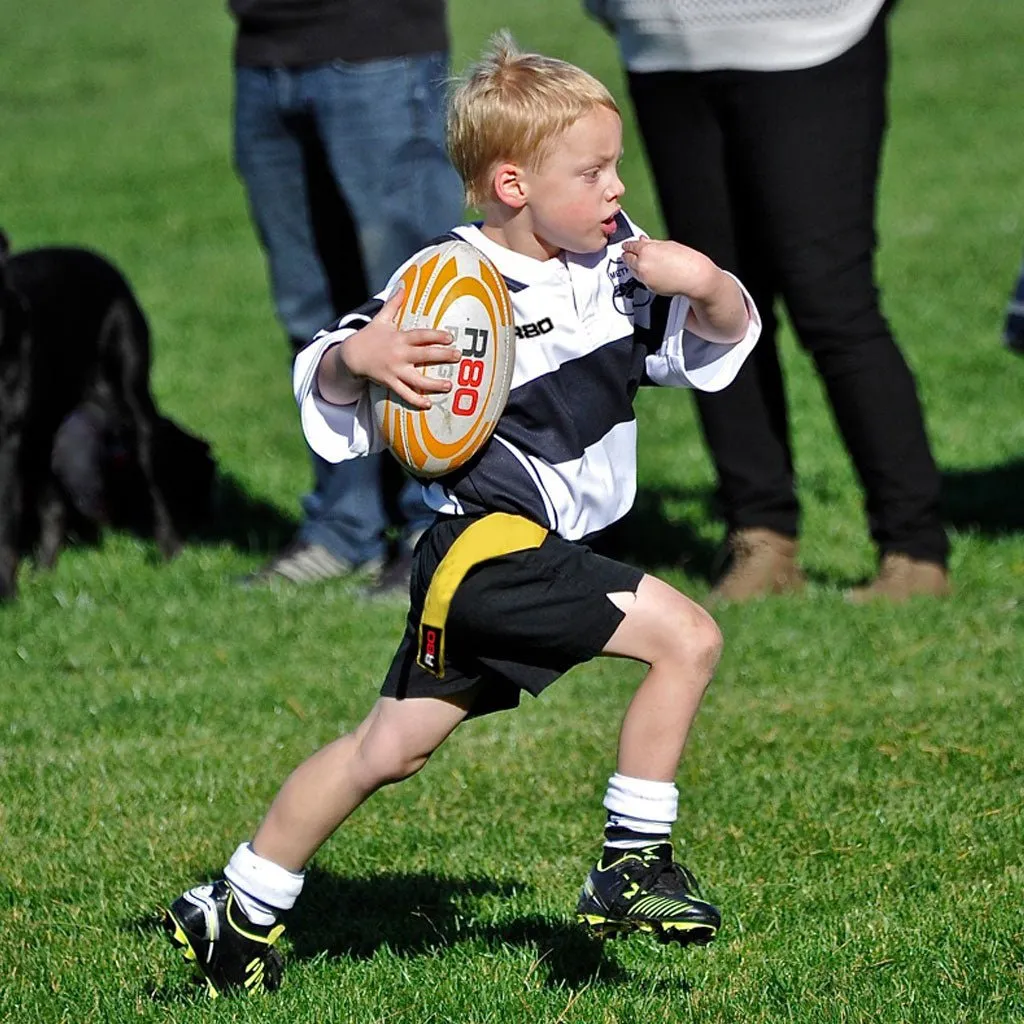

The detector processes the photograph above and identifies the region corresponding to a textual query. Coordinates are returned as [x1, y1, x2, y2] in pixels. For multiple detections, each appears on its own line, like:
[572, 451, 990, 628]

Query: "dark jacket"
[229, 0, 448, 67]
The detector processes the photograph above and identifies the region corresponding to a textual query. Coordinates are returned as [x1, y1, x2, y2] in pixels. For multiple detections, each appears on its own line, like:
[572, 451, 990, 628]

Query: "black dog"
[0, 232, 203, 600]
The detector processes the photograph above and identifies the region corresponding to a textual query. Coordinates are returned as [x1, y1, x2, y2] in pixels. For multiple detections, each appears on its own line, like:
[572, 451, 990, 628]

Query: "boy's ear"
[492, 162, 528, 210]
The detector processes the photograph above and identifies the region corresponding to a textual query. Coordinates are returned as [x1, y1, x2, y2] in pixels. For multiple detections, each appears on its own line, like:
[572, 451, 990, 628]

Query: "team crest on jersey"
[607, 258, 653, 316]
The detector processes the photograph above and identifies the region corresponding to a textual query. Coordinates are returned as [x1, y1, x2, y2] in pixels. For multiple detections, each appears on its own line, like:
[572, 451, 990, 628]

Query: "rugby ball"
[369, 239, 515, 478]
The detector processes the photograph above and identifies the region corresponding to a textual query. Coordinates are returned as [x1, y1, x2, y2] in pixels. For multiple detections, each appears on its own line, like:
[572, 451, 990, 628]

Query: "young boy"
[163, 34, 760, 997]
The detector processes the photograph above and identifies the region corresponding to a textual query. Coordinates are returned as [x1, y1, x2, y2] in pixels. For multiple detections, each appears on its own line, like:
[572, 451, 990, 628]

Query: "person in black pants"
[1006, 250, 1024, 354]
[591, 0, 950, 602]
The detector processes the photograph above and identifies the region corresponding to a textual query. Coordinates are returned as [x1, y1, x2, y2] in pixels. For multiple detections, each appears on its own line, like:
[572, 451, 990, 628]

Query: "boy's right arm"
[317, 287, 461, 409]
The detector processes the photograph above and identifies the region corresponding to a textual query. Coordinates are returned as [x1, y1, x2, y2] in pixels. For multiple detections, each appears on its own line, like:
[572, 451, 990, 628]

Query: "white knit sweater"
[586, 0, 888, 72]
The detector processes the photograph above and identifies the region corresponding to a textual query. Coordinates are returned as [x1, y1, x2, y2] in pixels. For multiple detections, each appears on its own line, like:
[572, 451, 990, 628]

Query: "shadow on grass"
[133, 867, 662, 997]
[941, 458, 1024, 535]
[174, 476, 720, 573]
[57, 452, 722, 570]
[188, 471, 297, 556]
[53, 469, 298, 563]
[287, 867, 629, 988]
[599, 458, 1024, 581]
[592, 485, 719, 581]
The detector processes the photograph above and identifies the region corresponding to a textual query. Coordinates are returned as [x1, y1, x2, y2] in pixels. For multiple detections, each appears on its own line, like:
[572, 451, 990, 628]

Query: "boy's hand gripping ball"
[370, 239, 516, 477]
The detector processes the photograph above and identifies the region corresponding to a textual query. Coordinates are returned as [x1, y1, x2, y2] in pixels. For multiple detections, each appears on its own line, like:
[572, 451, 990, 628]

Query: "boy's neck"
[478, 211, 562, 263]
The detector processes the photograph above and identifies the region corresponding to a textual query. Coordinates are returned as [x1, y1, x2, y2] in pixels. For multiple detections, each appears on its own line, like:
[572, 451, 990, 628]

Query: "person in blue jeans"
[230, 0, 465, 588]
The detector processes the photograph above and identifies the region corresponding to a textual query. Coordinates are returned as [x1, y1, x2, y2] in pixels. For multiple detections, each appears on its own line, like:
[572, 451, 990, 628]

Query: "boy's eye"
[583, 169, 600, 182]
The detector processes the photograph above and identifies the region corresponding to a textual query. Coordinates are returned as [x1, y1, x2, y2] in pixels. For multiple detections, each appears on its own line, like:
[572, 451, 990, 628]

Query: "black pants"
[628, 12, 948, 565]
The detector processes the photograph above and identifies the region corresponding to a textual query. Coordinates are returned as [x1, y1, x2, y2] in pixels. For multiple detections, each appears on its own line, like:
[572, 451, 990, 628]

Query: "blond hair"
[447, 32, 619, 208]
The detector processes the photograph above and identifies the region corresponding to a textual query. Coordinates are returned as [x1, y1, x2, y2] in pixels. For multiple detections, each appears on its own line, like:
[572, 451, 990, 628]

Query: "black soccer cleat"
[162, 880, 285, 997]
[576, 843, 720, 945]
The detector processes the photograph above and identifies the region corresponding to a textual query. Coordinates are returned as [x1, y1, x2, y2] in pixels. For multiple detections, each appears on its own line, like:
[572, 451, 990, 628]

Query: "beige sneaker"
[846, 553, 950, 604]
[707, 528, 806, 604]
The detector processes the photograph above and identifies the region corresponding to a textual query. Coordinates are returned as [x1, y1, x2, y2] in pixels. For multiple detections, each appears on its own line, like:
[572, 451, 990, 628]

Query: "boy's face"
[520, 106, 625, 258]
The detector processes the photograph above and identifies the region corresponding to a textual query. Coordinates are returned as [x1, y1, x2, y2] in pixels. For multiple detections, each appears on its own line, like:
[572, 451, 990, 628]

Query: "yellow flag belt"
[417, 513, 547, 677]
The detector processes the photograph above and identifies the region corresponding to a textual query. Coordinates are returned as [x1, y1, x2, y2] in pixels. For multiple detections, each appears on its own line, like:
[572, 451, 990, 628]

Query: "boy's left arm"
[622, 237, 749, 344]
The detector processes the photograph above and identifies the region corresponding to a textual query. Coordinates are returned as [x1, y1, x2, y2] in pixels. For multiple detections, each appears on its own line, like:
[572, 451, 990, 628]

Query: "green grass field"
[2, 1, 1022, 1021]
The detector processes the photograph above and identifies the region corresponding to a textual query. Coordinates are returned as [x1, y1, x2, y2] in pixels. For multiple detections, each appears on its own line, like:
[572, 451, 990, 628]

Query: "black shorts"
[381, 515, 644, 717]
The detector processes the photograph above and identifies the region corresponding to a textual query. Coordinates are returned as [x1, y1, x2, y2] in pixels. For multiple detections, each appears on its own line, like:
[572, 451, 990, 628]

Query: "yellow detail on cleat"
[165, 914, 197, 961]
[660, 920, 715, 933]
[577, 913, 637, 939]
[578, 911, 716, 946]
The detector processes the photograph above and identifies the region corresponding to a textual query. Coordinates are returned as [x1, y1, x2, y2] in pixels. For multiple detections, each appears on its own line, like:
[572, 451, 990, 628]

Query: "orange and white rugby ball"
[370, 239, 515, 478]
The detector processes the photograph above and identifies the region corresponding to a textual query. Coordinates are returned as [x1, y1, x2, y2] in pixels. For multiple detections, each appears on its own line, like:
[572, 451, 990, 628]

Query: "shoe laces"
[624, 845, 702, 898]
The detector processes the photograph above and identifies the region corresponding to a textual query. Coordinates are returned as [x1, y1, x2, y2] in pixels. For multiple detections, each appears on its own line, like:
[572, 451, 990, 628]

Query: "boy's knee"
[390, 753, 430, 783]
[358, 733, 432, 786]
[696, 613, 724, 671]
[676, 605, 723, 675]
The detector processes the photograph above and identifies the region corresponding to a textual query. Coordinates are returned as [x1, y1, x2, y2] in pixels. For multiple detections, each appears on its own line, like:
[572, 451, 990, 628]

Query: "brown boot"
[846, 553, 950, 604]
[707, 528, 806, 604]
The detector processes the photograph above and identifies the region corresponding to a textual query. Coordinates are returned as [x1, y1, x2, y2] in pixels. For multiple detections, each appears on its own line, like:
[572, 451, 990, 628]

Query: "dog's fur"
[0, 232, 189, 600]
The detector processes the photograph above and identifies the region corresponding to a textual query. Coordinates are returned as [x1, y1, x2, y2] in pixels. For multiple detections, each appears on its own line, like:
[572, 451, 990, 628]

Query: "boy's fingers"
[411, 345, 462, 367]
[405, 328, 457, 348]
[393, 366, 454, 399]
[390, 378, 436, 409]
[410, 371, 455, 393]
[396, 363, 454, 391]
[376, 285, 406, 324]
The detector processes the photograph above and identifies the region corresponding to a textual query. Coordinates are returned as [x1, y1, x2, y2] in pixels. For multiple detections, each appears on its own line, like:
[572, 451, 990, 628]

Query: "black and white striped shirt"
[295, 212, 760, 541]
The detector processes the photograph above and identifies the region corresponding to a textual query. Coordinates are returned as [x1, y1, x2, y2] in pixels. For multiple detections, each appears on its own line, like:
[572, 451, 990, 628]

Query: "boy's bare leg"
[163, 692, 474, 995]
[252, 691, 476, 871]
[575, 573, 722, 943]
[603, 573, 722, 781]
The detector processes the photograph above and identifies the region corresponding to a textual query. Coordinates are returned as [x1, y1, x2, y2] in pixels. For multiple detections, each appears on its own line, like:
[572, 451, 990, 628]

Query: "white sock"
[603, 773, 678, 848]
[224, 842, 304, 926]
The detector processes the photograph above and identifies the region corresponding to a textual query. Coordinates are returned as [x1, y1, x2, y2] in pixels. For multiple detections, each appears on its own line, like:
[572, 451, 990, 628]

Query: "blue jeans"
[234, 53, 465, 566]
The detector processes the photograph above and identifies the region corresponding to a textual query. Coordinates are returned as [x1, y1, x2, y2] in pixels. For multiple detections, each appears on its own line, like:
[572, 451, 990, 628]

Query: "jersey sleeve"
[293, 324, 385, 463]
[291, 242, 452, 463]
[643, 272, 761, 391]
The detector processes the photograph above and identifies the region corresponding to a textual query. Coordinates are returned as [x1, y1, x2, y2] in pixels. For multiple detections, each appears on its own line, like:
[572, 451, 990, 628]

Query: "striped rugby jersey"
[295, 212, 760, 542]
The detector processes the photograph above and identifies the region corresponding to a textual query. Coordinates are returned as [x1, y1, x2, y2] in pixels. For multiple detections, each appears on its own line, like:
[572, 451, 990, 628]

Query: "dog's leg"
[103, 298, 182, 559]
[0, 277, 28, 600]
[0, 438, 22, 600]
[0, 548, 17, 600]
[35, 476, 67, 570]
